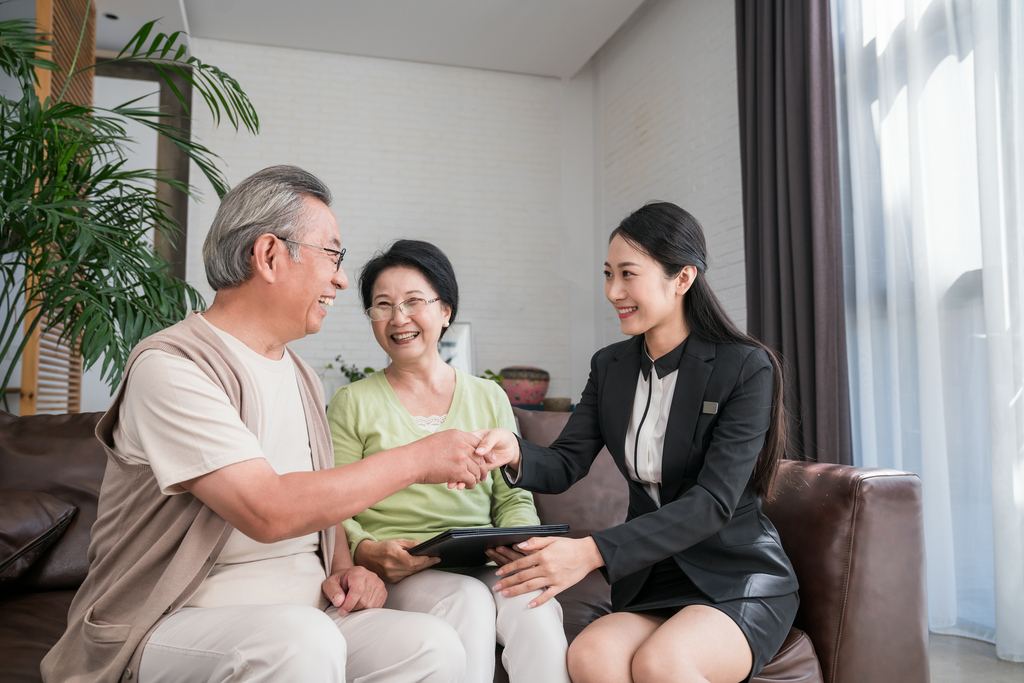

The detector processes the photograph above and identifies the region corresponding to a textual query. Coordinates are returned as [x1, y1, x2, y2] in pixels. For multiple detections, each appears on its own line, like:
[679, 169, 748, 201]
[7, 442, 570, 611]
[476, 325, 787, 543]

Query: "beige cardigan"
[41, 312, 336, 683]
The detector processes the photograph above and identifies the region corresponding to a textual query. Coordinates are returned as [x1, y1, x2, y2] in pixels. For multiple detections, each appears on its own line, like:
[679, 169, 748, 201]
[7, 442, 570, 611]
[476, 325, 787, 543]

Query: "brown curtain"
[735, 0, 852, 465]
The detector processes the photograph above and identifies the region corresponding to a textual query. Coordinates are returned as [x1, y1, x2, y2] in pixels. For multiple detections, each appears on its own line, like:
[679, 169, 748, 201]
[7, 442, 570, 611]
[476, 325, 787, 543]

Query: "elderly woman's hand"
[354, 538, 439, 583]
[485, 544, 529, 566]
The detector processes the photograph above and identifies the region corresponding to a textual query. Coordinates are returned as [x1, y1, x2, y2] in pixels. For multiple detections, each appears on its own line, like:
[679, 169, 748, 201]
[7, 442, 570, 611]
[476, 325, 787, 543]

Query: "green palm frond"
[0, 15, 259, 392]
[74, 20, 261, 197]
[0, 16, 55, 86]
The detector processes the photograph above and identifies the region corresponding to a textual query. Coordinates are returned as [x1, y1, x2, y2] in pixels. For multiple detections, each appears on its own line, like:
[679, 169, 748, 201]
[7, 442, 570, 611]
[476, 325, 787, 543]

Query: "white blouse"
[624, 342, 687, 507]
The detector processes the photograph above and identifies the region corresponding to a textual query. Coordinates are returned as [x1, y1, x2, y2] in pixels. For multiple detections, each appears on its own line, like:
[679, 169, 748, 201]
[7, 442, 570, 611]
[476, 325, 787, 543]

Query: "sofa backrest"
[0, 411, 107, 592]
[511, 407, 628, 537]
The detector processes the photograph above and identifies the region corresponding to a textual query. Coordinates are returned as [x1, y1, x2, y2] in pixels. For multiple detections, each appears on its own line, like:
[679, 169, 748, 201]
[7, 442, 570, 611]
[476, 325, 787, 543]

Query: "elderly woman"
[327, 239, 570, 683]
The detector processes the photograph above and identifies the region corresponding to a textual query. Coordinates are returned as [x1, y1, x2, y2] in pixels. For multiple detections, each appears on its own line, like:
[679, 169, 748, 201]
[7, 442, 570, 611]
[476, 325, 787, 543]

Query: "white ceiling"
[94, 1, 188, 57]
[94, 0, 645, 79]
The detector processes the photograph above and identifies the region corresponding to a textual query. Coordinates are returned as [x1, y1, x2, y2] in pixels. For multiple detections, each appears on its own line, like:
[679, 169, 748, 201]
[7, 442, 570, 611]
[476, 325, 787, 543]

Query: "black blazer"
[508, 335, 798, 611]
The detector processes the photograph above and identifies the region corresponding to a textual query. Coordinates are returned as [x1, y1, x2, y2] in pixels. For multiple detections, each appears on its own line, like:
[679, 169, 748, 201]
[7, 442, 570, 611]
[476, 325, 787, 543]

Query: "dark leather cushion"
[751, 628, 823, 682]
[0, 491, 77, 581]
[512, 407, 629, 538]
[0, 411, 107, 592]
[0, 589, 75, 682]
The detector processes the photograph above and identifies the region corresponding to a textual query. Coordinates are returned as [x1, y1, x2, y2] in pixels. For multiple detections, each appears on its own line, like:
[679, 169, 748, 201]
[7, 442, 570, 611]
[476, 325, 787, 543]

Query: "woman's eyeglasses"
[365, 297, 440, 321]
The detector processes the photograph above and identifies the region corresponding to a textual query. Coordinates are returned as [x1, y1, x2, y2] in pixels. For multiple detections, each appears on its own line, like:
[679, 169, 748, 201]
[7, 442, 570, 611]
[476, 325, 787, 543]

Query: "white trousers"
[138, 602, 465, 683]
[384, 567, 571, 683]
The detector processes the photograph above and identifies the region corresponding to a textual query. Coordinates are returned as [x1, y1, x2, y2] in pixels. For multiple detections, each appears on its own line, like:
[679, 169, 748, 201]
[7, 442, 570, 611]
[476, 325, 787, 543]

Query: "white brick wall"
[186, 39, 573, 397]
[593, 0, 747, 343]
[6, 1, 747, 415]
[183, 0, 746, 405]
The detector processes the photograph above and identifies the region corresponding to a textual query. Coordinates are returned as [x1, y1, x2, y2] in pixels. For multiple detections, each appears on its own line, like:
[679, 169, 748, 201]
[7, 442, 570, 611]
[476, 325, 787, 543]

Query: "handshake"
[411, 427, 523, 490]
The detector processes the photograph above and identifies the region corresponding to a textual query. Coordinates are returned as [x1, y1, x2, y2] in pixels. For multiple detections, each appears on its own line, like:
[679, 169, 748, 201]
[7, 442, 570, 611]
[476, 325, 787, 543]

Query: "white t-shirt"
[113, 315, 327, 609]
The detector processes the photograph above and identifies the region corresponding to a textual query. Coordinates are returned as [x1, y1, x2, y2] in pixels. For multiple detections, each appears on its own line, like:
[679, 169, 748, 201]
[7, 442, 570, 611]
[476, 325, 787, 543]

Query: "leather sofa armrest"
[763, 461, 929, 683]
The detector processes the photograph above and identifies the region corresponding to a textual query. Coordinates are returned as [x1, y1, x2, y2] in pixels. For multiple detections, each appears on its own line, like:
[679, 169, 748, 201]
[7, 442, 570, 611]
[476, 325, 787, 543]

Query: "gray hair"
[202, 165, 333, 291]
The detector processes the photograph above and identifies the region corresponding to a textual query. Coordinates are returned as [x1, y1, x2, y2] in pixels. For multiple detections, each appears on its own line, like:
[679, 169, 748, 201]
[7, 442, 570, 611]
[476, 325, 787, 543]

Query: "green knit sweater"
[328, 369, 540, 558]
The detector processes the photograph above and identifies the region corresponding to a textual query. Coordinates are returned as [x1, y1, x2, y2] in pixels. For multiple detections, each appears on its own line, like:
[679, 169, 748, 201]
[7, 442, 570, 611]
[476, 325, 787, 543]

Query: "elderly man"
[43, 166, 489, 683]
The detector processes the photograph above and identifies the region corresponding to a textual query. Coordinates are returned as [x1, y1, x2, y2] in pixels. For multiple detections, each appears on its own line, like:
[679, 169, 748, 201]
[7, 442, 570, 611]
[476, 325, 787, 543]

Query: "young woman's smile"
[604, 234, 692, 348]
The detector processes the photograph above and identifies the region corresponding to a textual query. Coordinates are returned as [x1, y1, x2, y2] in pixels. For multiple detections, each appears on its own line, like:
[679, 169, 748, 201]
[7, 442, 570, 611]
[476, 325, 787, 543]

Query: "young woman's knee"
[631, 640, 708, 683]
[566, 630, 623, 683]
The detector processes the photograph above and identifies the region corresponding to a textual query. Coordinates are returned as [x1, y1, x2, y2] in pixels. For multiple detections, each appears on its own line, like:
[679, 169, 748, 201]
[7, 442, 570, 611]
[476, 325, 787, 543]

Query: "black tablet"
[407, 525, 571, 568]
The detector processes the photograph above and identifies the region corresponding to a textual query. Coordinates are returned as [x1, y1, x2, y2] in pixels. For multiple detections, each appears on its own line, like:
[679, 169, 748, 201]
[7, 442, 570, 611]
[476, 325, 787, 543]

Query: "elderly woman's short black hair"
[359, 239, 459, 338]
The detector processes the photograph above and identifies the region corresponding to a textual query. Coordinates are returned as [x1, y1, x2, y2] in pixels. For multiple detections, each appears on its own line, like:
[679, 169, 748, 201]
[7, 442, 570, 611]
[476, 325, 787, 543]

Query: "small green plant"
[478, 369, 503, 386]
[325, 355, 378, 383]
[326, 356, 502, 386]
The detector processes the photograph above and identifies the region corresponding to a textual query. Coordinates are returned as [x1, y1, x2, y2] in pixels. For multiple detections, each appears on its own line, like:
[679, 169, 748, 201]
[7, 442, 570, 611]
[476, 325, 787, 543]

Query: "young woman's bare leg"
[567, 612, 664, 683]
[631, 605, 752, 683]
[568, 605, 752, 683]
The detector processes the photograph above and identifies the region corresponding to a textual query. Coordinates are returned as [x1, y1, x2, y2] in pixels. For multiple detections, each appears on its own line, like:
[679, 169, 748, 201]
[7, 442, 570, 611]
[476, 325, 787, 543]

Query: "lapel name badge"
[702, 401, 719, 415]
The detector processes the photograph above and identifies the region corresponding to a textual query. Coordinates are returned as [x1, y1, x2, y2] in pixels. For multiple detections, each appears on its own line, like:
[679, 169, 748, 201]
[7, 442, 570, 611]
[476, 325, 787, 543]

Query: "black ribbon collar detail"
[639, 337, 689, 381]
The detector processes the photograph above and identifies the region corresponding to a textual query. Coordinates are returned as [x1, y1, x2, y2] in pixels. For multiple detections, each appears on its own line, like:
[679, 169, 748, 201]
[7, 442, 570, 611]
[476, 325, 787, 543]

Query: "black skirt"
[619, 558, 799, 682]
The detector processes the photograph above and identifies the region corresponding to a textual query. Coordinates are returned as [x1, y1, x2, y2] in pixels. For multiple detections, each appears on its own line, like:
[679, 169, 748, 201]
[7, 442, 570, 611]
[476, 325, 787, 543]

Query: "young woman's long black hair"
[611, 202, 788, 498]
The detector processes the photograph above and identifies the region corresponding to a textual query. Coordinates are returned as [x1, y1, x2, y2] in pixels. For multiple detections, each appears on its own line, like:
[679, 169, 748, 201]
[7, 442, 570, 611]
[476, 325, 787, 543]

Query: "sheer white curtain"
[833, 0, 1023, 661]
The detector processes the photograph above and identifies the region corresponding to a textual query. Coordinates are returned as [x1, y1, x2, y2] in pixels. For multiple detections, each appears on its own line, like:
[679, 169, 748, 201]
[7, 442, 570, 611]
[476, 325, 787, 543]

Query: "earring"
[443, 321, 450, 328]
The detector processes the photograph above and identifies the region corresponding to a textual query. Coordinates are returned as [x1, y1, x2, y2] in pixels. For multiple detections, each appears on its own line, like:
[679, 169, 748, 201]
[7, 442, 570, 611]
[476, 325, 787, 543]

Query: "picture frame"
[438, 322, 474, 374]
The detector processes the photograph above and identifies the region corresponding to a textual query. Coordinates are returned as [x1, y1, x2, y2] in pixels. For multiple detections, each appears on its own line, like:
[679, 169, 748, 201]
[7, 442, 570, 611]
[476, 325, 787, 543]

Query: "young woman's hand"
[353, 538, 440, 583]
[471, 428, 522, 473]
[321, 565, 387, 616]
[491, 536, 605, 607]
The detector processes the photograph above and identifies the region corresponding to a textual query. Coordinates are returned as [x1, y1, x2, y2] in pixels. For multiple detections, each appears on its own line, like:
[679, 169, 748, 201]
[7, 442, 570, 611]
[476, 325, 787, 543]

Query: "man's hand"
[354, 539, 439, 583]
[491, 536, 604, 608]
[322, 565, 387, 616]
[410, 429, 490, 490]
[471, 428, 521, 474]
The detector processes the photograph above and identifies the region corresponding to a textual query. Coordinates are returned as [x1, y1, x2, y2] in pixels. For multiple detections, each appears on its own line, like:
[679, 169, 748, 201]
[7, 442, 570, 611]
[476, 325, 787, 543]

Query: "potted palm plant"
[0, 15, 259, 393]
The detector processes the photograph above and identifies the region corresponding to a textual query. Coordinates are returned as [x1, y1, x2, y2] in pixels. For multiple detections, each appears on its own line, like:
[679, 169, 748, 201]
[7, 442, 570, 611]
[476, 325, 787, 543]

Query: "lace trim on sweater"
[412, 414, 447, 433]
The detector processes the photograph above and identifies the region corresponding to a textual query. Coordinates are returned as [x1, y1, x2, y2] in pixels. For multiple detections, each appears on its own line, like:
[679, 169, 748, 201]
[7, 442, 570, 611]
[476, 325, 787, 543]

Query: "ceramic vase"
[499, 366, 550, 406]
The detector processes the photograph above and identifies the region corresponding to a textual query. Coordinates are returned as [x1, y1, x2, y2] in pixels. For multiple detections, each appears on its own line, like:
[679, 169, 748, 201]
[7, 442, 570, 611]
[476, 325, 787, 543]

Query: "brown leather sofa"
[0, 408, 929, 683]
[506, 408, 930, 683]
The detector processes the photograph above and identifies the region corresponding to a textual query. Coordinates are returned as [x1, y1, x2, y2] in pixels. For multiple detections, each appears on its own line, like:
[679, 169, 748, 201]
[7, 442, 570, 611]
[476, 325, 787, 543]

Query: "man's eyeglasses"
[365, 297, 440, 321]
[279, 238, 346, 271]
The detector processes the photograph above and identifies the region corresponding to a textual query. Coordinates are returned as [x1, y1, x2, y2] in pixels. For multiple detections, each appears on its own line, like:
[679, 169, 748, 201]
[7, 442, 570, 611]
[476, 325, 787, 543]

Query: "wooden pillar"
[34, 0, 52, 101]
[19, 0, 93, 415]
[18, 0, 50, 416]
[18, 312, 41, 415]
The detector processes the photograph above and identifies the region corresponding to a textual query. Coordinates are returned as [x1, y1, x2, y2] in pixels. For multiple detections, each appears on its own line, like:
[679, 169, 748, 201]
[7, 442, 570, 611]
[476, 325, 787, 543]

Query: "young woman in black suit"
[474, 202, 799, 683]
